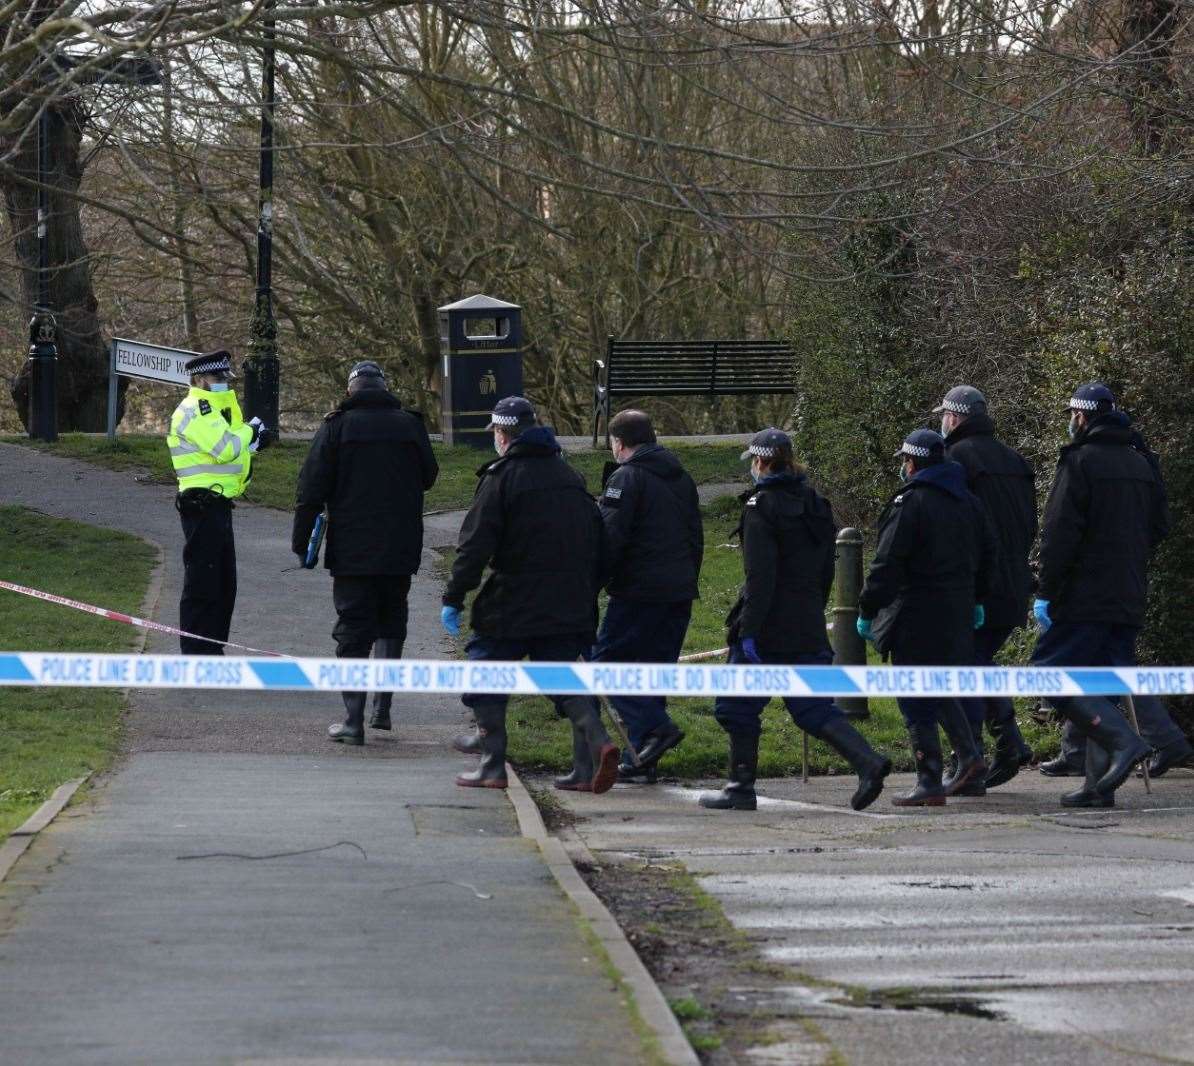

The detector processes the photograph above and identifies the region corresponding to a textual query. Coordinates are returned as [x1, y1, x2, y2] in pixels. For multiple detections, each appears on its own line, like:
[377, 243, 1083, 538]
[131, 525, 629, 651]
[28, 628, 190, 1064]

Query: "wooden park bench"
[592, 336, 797, 446]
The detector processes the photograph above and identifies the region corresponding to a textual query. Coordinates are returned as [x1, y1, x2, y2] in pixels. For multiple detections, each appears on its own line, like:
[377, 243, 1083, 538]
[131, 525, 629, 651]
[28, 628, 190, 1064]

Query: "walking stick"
[600, 696, 641, 767]
[1122, 693, 1152, 794]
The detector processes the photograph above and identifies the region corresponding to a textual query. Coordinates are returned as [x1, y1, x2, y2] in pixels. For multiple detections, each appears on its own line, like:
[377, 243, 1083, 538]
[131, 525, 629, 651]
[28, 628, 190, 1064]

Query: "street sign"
[106, 337, 198, 441]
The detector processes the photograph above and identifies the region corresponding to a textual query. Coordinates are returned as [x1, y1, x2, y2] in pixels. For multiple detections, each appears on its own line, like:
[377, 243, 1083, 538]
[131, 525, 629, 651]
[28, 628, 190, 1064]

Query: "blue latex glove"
[1032, 598, 1051, 632]
[738, 637, 762, 664]
[973, 604, 985, 630]
[856, 616, 874, 643]
[441, 605, 462, 637]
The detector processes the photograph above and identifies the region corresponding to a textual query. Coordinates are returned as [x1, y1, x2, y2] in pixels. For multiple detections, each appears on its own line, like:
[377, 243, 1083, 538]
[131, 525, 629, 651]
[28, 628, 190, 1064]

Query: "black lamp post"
[26, 104, 58, 442]
[244, 0, 280, 431]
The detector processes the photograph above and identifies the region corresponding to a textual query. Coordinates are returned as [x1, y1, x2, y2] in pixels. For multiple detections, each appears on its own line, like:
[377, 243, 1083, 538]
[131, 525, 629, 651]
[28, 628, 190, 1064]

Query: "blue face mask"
[209, 382, 231, 393]
[898, 464, 909, 483]
[1067, 415, 1079, 439]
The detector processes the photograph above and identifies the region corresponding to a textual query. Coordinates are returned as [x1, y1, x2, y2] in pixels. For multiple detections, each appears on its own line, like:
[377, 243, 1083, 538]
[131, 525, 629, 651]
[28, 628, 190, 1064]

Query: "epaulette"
[745, 495, 759, 507]
[323, 408, 343, 422]
[893, 492, 905, 505]
[198, 398, 212, 416]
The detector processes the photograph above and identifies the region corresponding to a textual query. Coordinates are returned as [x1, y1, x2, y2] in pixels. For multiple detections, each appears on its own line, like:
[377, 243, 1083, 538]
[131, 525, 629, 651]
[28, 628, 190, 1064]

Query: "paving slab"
[555, 766, 1194, 1065]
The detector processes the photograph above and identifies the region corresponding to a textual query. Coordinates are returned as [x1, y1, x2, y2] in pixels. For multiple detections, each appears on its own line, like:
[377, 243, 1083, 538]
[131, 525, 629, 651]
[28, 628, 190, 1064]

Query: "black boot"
[555, 716, 595, 792]
[1039, 754, 1084, 777]
[935, 701, 987, 797]
[1065, 701, 1150, 796]
[636, 719, 685, 769]
[814, 717, 892, 811]
[699, 733, 758, 811]
[456, 703, 508, 789]
[616, 759, 657, 784]
[368, 638, 402, 730]
[892, 723, 946, 807]
[1061, 740, 1115, 808]
[984, 699, 1033, 789]
[1146, 738, 1193, 778]
[561, 697, 620, 795]
[328, 691, 366, 746]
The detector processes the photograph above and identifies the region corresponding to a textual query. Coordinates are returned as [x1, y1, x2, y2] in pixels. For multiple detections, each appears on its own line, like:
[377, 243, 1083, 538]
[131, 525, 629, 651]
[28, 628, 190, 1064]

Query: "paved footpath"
[0, 443, 641, 1064]
[555, 766, 1194, 1064]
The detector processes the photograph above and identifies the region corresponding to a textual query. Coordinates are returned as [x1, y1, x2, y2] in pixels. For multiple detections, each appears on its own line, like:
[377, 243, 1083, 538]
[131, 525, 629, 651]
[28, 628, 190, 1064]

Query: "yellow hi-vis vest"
[167, 387, 254, 498]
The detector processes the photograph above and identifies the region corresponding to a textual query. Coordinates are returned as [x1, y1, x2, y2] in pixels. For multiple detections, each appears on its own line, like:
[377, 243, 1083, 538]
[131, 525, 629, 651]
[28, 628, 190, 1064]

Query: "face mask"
[209, 381, 231, 393]
[898, 464, 909, 483]
[1067, 415, 1079, 439]
[941, 417, 950, 437]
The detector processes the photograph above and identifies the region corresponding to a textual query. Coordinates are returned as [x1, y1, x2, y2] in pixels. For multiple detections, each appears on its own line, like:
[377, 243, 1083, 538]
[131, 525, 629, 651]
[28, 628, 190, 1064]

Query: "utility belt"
[175, 487, 234, 516]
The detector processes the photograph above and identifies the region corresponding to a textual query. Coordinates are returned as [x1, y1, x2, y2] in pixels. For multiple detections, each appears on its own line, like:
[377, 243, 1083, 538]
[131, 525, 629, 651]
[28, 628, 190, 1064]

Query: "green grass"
[505, 495, 1062, 777]
[6, 434, 747, 513]
[0, 506, 157, 839]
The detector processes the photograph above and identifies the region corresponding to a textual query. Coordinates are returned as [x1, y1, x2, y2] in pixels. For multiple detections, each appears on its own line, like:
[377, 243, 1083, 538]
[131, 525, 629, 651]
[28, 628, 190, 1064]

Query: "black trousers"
[332, 574, 412, 658]
[178, 496, 236, 655]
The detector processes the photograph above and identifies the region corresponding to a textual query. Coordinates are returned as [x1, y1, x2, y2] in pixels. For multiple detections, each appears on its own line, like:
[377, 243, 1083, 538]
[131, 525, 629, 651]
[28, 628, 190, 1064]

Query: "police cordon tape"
[2, 652, 1193, 699]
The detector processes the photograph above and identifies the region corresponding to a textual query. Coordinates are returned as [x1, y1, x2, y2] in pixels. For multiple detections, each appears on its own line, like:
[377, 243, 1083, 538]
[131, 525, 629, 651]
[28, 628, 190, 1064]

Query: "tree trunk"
[3, 99, 115, 431]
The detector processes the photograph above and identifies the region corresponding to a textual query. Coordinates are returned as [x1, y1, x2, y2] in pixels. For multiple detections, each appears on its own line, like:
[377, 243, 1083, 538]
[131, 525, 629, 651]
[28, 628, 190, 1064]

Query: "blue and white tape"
[1, 653, 1192, 698]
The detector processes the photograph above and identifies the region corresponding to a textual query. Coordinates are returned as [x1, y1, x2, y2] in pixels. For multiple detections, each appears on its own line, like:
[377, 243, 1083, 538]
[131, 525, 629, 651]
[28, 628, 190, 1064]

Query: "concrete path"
[554, 766, 1194, 1065]
[0, 442, 643, 1064]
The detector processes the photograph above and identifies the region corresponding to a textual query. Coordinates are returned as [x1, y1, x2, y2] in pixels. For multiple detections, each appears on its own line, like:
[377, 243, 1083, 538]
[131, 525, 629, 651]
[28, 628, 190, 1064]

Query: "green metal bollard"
[831, 527, 869, 720]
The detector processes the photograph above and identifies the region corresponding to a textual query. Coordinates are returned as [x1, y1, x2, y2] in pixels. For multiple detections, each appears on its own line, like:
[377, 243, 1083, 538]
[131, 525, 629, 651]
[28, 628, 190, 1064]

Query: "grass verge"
[0, 506, 157, 840]
[5, 434, 747, 513]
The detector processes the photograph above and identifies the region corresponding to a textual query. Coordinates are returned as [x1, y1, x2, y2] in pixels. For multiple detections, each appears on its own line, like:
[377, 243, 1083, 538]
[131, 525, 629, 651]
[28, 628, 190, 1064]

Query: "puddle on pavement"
[833, 989, 1007, 1021]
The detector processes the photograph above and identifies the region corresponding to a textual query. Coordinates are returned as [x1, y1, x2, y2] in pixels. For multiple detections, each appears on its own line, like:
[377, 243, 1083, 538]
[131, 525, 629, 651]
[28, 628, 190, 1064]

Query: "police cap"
[932, 384, 987, 416]
[895, 428, 946, 463]
[1066, 382, 1115, 413]
[487, 395, 536, 430]
[741, 428, 793, 461]
[185, 350, 235, 377]
[348, 360, 386, 385]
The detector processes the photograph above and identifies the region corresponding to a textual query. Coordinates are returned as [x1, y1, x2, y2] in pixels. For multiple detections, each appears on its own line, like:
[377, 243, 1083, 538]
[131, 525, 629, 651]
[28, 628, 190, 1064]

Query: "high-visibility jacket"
[167, 387, 254, 498]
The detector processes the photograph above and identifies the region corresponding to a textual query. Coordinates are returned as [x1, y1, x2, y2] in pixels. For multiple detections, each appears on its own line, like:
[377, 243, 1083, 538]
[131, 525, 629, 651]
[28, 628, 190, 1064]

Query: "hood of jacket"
[944, 411, 995, 446]
[909, 459, 971, 500]
[624, 442, 683, 480]
[1068, 410, 1133, 450]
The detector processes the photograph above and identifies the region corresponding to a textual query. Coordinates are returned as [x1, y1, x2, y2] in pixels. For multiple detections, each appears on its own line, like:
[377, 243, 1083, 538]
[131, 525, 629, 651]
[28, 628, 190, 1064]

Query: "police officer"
[858, 429, 998, 806]
[700, 430, 892, 812]
[441, 396, 618, 792]
[169, 351, 274, 654]
[293, 361, 438, 745]
[936, 385, 1037, 790]
[591, 410, 703, 783]
[1030, 383, 1182, 806]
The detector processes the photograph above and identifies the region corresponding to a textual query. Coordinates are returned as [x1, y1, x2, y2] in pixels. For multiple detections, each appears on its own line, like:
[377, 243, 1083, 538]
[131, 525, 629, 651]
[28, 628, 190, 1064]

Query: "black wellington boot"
[936, 701, 987, 797]
[815, 717, 892, 811]
[1061, 740, 1115, 808]
[699, 733, 758, 811]
[455, 703, 508, 789]
[892, 723, 946, 807]
[369, 638, 403, 730]
[1065, 701, 1150, 797]
[1146, 738, 1193, 778]
[984, 698, 1033, 789]
[328, 691, 366, 746]
[555, 717, 595, 792]
[561, 697, 620, 795]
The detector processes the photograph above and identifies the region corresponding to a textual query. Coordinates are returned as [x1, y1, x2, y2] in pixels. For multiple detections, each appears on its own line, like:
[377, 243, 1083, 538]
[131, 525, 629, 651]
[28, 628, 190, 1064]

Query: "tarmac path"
[0, 442, 643, 1065]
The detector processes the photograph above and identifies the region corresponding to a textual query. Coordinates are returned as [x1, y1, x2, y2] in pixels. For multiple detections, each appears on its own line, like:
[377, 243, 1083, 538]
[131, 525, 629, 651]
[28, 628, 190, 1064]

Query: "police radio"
[303, 513, 327, 570]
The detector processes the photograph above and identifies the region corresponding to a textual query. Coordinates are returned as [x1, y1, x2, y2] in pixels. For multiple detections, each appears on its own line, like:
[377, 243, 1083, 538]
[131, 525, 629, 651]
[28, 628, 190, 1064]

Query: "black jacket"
[599, 444, 703, 603]
[1038, 412, 1169, 627]
[726, 473, 836, 657]
[292, 389, 438, 576]
[859, 461, 999, 665]
[443, 427, 604, 640]
[945, 413, 1037, 630]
